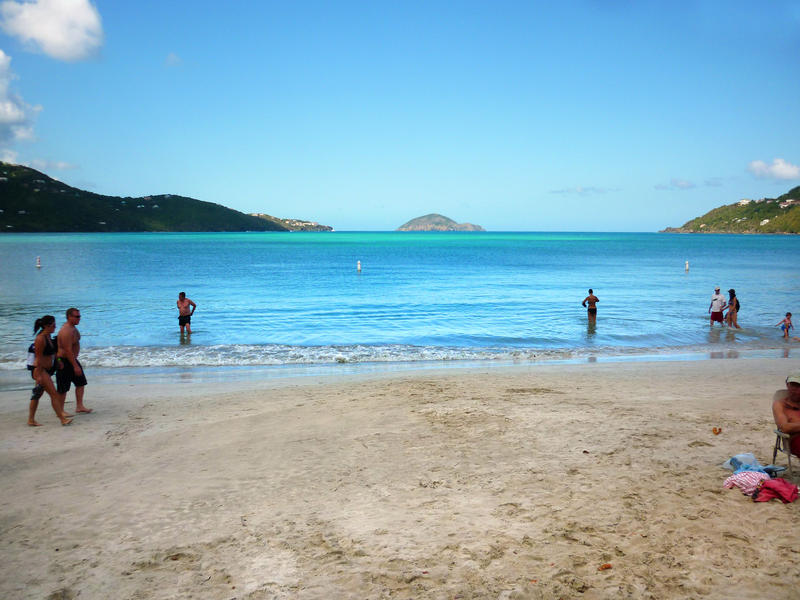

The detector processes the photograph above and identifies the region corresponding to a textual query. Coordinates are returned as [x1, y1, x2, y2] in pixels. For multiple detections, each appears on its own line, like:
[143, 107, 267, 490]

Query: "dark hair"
[66, 307, 79, 318]
[34, 315, 55, 333]
[179, 292, 186, 298]
[588, 289, 593, 294]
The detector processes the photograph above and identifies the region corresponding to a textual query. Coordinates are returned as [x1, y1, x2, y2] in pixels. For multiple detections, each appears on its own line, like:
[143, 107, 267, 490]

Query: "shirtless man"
[177, 292, 196, 336]
[772, 371, 800, 458]
[56, 307, 91, 414]
[582, 289, 599, 322]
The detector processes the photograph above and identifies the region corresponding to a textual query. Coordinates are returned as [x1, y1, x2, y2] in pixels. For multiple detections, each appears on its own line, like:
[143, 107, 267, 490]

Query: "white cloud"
[0, 48, 40, 145]
[0, 147, 17, 162]
[165, 52, 182, 67]
[0, 0, 103, 61]
[748, 158, 800, 180]
[655, 178, 696, 191]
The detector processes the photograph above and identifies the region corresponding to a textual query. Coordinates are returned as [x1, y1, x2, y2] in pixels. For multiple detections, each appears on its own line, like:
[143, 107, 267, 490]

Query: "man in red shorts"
[708, 286, 727, 326]
[773, 371, 800, 457]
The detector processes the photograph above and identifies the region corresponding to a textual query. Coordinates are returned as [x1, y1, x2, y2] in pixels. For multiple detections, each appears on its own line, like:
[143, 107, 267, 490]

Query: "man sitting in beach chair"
[772, 371, 800, 460]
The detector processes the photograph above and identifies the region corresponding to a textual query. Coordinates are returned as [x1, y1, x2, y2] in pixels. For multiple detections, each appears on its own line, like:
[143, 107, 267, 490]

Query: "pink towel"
[723, 471, 770, 496]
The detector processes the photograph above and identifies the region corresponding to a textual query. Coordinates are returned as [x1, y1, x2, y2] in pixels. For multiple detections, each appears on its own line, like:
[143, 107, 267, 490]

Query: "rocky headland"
[397, 213, 484, 232]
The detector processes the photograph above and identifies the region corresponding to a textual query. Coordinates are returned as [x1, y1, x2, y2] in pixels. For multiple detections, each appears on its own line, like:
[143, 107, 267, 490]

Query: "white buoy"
[35, 256, 41, 269]
[685, 260, 689, 272]
[357, 260, 362, 273]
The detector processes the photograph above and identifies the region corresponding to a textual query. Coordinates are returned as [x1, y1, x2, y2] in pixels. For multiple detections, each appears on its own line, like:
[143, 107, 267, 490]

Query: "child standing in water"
[777, 312, 793, 338]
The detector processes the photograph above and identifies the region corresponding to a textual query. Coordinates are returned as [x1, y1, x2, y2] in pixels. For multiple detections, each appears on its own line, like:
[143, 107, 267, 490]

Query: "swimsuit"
[587, 308, 597, 316]
[711, 311, 723, 323]
[56, 358, 87, 393]
[30, 336, 57, 400]
[179, 315, 191, 326]
[42, 335, 56, 356]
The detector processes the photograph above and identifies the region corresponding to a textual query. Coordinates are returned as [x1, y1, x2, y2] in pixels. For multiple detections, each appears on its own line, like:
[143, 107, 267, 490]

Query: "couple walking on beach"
[28, 307, 91, 427]
[709, 286, 741, 329]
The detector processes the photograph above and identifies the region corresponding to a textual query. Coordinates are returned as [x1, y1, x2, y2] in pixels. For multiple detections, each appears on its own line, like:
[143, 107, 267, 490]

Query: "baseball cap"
[787, 371, 800, 385]
[714, 286, 720, 290]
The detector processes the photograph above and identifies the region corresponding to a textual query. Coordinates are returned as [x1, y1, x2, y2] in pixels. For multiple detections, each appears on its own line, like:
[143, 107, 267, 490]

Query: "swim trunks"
[56, 358, 87, 393]
[711, 311, 723, 323]
[587, 308, 597, 316]
[179, 315, 191, 326]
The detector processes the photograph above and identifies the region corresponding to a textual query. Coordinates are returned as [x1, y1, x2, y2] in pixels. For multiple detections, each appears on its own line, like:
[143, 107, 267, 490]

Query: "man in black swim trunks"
[56, 307, 91, 414]
[177, 292, 196, 336]
[582, 289, 599, 322]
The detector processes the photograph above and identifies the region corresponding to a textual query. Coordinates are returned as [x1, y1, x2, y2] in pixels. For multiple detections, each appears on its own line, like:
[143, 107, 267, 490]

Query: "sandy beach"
[1, 358, 799, 599]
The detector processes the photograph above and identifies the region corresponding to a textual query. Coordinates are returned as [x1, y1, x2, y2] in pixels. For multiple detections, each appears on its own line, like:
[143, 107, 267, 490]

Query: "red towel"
[752, 478, 799, 503]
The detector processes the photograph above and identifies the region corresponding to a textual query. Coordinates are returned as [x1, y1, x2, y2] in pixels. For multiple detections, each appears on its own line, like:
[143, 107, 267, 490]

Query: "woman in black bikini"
[29, 315, 72, 426]
[725, 289, 741, 329]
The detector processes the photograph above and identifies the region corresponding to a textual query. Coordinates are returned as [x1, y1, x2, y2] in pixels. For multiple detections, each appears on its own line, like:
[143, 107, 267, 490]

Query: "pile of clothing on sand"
[722, 453, 798, 503]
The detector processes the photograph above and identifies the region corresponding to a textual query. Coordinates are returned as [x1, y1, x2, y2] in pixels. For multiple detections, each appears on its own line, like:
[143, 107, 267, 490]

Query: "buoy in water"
[357, 260, 361, 273]
[35, 256, 41, 269]
[685, 260, 689, 272]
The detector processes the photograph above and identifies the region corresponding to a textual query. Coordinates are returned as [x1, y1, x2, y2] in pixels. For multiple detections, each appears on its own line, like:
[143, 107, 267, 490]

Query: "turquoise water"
[1, 231, 798, 374]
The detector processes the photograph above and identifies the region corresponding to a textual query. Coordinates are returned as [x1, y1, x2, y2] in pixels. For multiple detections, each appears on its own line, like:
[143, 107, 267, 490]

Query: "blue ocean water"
[1, 232, 798, 375]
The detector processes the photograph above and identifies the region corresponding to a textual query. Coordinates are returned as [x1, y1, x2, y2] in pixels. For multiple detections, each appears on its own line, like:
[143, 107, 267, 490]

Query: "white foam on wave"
[0, 339, 791, 371]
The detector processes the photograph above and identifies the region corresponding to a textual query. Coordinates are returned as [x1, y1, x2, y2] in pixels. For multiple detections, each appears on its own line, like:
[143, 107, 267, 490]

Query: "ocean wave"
[0, 340, 788, 371]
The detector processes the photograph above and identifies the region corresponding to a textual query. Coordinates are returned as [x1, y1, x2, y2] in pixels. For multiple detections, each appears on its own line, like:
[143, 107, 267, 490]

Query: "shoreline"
[2, 358, 800, 598]
[1, 344, 798, 392]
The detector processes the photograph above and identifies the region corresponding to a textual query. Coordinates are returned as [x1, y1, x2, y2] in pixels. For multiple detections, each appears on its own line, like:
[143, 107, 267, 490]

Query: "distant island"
[397, 214, 484, 232]
[662, 185, 800, 234]
[0, 162, 333, 233]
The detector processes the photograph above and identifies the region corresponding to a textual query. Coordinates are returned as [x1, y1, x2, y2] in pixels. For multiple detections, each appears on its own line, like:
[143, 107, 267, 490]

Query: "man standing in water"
[582, 289, 599, 322]
[708, 286, 727, 327]
[177, 292, 197, 336]
[56, 307, 91, 414]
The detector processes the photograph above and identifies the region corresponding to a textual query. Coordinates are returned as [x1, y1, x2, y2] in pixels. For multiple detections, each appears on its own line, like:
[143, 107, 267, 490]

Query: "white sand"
[1, 358, 799, 599]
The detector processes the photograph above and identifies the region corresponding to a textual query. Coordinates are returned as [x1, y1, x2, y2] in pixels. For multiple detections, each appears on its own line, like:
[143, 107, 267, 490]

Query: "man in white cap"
[708, 286, 727, 326]
[772, 371, 800, 457]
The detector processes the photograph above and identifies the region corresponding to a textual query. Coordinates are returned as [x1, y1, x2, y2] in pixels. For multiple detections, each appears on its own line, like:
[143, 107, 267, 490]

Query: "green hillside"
[0, 163, 288, 232]
[663, 186, 800, 233]
[250, 213, 334, 232]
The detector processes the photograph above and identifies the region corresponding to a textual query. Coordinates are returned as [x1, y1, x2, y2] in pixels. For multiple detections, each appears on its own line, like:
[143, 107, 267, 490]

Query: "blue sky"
[1, 1, 799, 231]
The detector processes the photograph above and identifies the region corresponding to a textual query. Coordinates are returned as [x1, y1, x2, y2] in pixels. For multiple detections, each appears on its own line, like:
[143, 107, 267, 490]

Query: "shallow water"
[1, 231, 798, 376]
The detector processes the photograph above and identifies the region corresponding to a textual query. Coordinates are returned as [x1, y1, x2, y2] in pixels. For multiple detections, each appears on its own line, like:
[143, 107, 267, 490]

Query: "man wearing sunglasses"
[56, 307, 91, 414]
